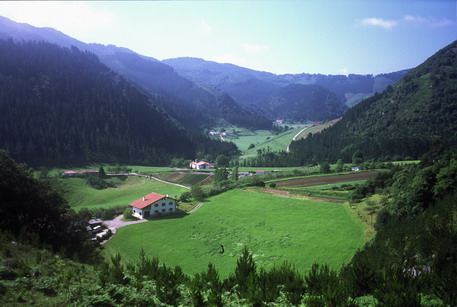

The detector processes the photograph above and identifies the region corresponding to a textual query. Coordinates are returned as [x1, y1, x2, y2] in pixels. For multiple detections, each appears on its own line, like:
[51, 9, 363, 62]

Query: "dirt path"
[188, 202, 205, 213]
[286, 126, 309, 153]
[147, 174, 191, 190]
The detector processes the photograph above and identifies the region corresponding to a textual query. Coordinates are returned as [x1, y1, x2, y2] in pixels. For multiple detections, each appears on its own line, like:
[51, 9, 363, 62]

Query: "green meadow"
[105, 189, 366, 277]
[62, 176, 188, 211]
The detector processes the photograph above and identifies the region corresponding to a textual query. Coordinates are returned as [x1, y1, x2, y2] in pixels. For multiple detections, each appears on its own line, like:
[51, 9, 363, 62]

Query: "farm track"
[275, 171, 381, 188]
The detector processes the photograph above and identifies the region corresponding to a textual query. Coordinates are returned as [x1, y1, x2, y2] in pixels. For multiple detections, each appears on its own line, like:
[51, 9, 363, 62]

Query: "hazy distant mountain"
[289, 40, 457, 162]
[0, 39, 238, 166]
[0, 16, 271, 130]
[265, 84, 347, 122]
[164, 57, 409, 109]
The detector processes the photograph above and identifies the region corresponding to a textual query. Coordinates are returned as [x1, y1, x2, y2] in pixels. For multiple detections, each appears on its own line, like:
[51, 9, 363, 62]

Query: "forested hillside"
[289, 40, 457, 163]
[265, 84, 347, 121]
[0, 40, 238, 166]
[0, 16, 272, 131]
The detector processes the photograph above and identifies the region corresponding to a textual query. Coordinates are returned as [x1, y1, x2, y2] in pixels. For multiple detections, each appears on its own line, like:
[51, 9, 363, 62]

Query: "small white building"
[189, 160, 215, 170]
[129, 192, 177, 219]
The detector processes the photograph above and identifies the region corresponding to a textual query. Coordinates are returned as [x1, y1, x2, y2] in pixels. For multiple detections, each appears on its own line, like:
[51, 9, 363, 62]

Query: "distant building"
[209, 131, 219, 135]
[129, 192, 176, 219]
[189, 160, 215, 170]
[274, 119, 284, 124]
[351, 167, 360, 171]
[62, 170, 78, 177]
[79, 169, 99, 176]
[255, 170, 266, 175]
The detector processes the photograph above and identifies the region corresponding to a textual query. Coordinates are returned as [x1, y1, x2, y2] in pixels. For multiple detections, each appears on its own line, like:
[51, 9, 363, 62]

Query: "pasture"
[62, 176, 188, 211]
[152, 172, 210, 185]
[104, 189, 366, 277]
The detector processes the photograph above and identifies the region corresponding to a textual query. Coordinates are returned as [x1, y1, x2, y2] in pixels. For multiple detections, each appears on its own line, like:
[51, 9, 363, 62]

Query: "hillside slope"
[0, 16, 271, 130]
[265, 84, 347, 121]
[0, 40, 238, 166]
[164, 57, 408, 110]
[289, 40, 457, 163]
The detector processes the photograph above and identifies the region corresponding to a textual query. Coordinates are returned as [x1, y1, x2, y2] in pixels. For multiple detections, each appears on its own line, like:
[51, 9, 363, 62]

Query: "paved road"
[103, 214, 148, 229]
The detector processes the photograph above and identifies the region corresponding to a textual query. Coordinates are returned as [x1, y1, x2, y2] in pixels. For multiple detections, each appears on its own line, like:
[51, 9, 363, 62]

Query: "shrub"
[123, 207, 133, 220]
[269, 182, 277, 188]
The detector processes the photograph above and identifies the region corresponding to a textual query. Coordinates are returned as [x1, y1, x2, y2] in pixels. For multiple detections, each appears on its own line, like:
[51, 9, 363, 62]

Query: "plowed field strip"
[275, 171, 381, 188]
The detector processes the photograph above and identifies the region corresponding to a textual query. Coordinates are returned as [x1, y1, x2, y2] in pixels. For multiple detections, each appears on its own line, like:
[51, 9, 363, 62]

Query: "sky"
[0, 1, 456, 75]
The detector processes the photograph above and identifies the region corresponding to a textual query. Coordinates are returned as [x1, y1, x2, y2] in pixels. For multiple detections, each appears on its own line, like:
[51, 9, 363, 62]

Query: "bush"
[123, 207, 133, 220]
[269, 182, 277, 188]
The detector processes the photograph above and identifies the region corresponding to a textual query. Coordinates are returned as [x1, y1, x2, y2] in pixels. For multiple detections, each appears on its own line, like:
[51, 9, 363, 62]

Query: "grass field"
[62, 176, 188, 211]
[152, 172, 210, 185]
[240, 127, 306, 158]
[104, 189, 366, 277]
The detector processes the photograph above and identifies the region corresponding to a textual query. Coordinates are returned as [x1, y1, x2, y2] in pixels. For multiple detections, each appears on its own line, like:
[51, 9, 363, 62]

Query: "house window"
[162, 209, 165, 212]
[169, 202, 173, 206]
[154, 204, 158, 207]
[162, 203, 165, 206]
[154, 210, 158, 214]
[169, 208, 173, 212]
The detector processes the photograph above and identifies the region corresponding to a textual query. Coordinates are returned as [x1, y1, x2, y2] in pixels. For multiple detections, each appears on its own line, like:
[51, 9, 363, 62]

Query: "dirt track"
[275, 171, 381, 188]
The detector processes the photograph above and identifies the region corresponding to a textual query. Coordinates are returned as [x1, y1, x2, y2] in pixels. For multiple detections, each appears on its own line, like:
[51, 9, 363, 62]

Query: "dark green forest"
[1, 147, 456, 306]
[288, 40, 457, 164]
[0, 40, 239, 167]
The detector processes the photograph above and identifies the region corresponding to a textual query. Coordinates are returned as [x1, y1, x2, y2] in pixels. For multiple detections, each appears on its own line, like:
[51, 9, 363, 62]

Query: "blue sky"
[0, 1, 456, 75]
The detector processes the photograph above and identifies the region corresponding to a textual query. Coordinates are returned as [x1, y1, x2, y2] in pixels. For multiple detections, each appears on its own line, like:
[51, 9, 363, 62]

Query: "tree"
[99, 166, 106, 178]
[214, 168, 229, 185]
[320, 161, 331, 174]
[191, 185, 205, 201]
[216, 154, 229, 167]
[335, 159, 344, 173]
[352, 150, 364, 165]
[231, 166, 239, 181]
[248, 143, 255, 150]
[123, 207, 133, 220]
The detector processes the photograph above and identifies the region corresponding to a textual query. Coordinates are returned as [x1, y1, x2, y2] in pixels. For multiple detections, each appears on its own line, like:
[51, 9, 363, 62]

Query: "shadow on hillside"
[144, 209, 189, 221]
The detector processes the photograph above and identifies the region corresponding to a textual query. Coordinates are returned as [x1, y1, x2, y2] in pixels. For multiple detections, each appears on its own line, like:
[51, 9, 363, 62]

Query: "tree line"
[0, 39, 238, 167]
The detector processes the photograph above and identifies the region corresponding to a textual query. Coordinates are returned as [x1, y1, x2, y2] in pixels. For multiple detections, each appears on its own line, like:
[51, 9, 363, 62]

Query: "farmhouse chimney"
[143, 197, 145, 201]
[166, 194, 169, 198]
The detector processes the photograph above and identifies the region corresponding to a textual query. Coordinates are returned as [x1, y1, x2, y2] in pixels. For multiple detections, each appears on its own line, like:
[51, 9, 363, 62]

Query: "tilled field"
[275, 171, 381, 188]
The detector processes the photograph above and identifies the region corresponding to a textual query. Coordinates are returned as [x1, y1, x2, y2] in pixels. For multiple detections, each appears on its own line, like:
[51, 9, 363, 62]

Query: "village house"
[79, 169, 99, 176]
[189, 160, 215, 170]
[129, 192, 177, 219]
[62, 170, 78, 177]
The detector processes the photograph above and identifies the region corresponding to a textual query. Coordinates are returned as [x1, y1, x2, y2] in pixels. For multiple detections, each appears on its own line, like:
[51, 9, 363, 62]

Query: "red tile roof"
[129, 192, 168, 209]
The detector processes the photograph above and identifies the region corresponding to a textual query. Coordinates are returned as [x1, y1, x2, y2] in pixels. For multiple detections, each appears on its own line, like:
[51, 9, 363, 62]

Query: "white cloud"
[242, 43, 269, 54]
[404, 15, 454, 28]
[198, 20, 213, 34]
[0, 2, 114, 30]
[211, 53, 247, 66]
[359, 17, 398, 30]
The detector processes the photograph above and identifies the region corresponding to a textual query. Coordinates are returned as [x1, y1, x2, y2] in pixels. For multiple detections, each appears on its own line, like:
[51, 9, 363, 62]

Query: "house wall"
[131, 198, 177, 219]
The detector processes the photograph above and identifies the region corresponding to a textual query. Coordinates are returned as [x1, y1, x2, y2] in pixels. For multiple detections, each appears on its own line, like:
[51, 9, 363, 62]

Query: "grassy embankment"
[62, 176, 188, 211]
[105, 188, 366, 277]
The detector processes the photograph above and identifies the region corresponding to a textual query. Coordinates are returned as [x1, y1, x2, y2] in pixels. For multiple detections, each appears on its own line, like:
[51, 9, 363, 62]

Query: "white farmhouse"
[129, 192, 176, 219]
[189, 160, 215, 170]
